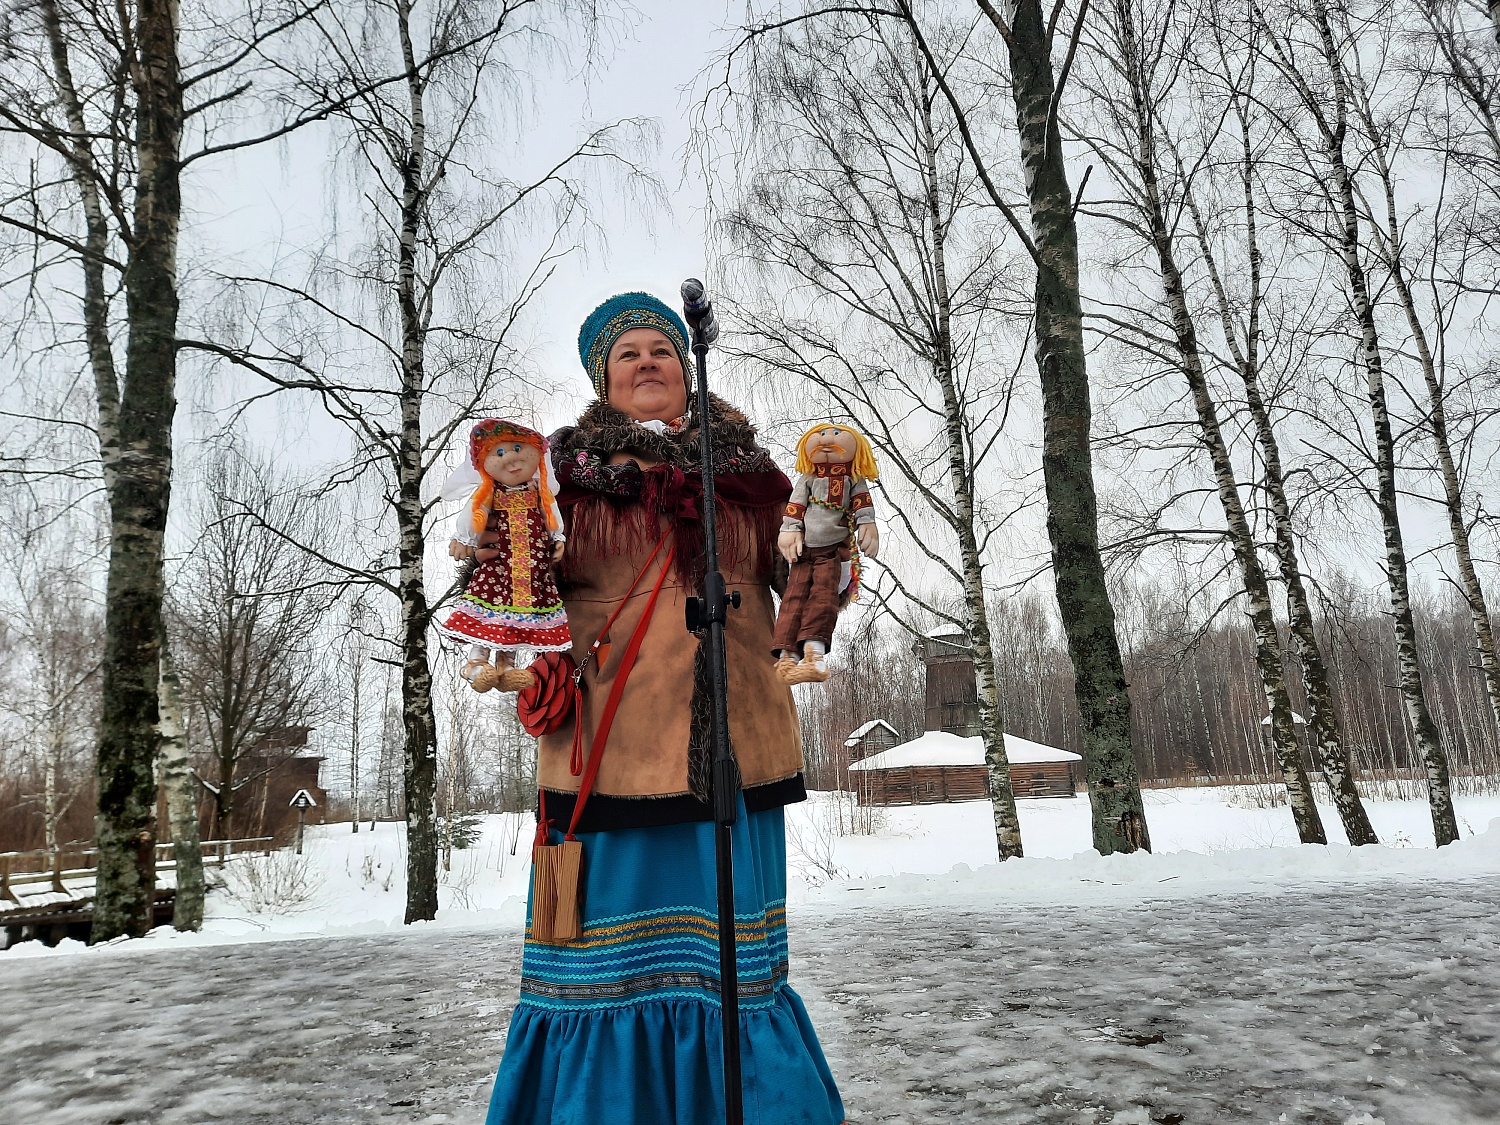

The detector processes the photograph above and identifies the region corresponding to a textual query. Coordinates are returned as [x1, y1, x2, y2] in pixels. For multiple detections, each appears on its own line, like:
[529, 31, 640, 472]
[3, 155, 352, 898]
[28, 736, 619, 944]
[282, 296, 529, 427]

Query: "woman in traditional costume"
[484, 293, 845, 1125]
[439, 420, 571, 693]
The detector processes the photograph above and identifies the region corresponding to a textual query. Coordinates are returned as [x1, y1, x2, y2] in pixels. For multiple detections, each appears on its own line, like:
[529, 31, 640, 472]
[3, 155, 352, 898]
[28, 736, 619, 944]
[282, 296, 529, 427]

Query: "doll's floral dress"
[438, 484, 570, 652]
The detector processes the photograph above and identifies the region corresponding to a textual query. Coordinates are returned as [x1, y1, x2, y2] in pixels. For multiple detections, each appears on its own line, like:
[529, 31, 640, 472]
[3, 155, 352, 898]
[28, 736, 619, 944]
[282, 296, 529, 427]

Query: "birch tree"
[930, 0, 1153, 852]
[728, 0, 1152, 853]
[156, 646, 203, 930]
[1344, 44, 1500, 738]
[1075, 0, 1326, 842]
[0, 0, 383, 939]
[1174, 8, 1378, 843]
[1255, 0, 1459, 844]
[1406, 1, 1500, 732]
[714, 15, 1030, 857]
[0, 0, 191, 941]
[196, 0, 650, 921]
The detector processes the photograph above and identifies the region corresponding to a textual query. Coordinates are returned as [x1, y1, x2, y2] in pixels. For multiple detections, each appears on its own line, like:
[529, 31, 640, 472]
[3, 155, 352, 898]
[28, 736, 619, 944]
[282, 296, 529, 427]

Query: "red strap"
[567, 529, 673, 776]
[565, 544, 676, 840]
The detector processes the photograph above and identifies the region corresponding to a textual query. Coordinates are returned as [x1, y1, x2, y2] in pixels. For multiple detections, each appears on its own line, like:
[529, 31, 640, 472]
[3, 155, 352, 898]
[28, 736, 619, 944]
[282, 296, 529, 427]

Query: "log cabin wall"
[856, 761, 1077, 805]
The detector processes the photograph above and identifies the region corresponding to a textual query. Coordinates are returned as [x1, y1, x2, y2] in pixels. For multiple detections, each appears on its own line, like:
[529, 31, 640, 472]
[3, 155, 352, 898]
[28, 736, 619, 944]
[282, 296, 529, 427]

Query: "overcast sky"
[183, 0, 741, 447]
[167, 0, 1456, 589]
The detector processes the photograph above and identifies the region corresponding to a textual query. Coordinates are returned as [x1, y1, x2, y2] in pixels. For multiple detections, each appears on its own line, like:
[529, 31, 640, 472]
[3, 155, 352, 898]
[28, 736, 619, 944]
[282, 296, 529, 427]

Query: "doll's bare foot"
[463, 658, 499, 693]
[496, 667, 537, 693]
[774, 655, 800, 684]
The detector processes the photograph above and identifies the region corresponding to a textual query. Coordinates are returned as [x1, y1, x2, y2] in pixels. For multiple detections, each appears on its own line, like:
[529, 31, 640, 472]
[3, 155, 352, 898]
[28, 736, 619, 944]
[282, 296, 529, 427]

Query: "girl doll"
[438, 419, 570, 693]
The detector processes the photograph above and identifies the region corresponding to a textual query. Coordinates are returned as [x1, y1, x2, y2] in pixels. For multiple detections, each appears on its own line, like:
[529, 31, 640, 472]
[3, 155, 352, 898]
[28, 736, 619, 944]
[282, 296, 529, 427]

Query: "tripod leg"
[715, 817, 743, 1125]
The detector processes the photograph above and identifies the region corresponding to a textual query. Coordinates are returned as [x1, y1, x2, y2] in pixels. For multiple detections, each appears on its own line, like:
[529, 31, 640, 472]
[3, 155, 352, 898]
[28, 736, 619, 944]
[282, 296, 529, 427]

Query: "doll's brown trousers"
[772, 542, 848, 655]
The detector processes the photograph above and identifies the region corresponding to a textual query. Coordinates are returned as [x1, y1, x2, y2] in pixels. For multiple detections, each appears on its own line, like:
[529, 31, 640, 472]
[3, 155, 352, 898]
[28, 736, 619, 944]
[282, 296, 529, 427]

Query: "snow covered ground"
[2, 868, 1497, 1124]
[7, 785, 1497, 952]
[3, 788, 1499, 1123]
[799, 871, 1500, 1125]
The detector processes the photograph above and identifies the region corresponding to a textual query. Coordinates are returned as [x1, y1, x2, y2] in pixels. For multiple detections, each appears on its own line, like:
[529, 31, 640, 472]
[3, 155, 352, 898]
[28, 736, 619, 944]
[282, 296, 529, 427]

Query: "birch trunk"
[44, 745, 59, 857]
[158, 649, 203, 930]
[1000, 0, 1150, 853]
[1365, 141, 1500, 736]
[1306, 0, 1458, 845]
[917, 70, 1023, 858]
[92, 0, 183, 941]
[396, 0, 439, 922]
[442, 706, 458, 874]
[1182, 119, 1378, 844]
[1113, 4, 1325, 842]
[1149, 182, 1324, 844]
[39, 0, 120, 485]
[213, 720, 236, 838]
[351, 654, 362, 833]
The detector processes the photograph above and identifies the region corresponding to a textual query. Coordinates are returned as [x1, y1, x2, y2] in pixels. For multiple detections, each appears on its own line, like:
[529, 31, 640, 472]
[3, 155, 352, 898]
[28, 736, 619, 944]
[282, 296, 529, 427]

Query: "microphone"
[680, 278, 719, 345]
[680, 277, 708, 315]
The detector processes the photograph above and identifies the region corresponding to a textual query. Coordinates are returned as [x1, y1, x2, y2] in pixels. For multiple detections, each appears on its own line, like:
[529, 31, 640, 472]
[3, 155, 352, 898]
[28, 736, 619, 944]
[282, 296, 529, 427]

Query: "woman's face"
[605, 328, 687, 421]
[483, 441, 542, 488]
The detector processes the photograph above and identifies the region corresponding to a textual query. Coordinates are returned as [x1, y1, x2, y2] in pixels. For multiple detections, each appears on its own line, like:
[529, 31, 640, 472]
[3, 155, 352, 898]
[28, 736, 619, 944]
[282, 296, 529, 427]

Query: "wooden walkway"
[0, 838, 274, 945]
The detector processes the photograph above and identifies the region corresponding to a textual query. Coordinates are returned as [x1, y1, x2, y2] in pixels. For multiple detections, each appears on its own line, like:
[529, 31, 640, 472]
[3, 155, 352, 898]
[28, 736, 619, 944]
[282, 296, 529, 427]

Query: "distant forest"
[798, 581, 1500, 796]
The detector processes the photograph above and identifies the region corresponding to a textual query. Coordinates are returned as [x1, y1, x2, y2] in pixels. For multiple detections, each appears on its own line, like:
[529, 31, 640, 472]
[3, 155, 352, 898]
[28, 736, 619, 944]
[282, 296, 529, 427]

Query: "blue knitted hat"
[577, 292, 692, 399]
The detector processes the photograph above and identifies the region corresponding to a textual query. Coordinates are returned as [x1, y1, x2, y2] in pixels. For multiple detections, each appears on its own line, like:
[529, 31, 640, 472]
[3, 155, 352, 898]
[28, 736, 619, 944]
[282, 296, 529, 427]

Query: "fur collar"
[553, 394, 762, 467]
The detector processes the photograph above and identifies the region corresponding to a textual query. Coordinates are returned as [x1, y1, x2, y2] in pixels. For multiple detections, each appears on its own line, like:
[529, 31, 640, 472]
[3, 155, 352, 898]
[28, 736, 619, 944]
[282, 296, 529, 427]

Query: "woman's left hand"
[551, 539, 566, 563]
[856, 523, 880, 558]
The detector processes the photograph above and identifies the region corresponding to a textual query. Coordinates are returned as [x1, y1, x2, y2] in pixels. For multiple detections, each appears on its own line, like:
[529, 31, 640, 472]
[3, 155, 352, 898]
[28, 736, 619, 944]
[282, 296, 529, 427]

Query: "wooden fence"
[0, 837, 275, 906]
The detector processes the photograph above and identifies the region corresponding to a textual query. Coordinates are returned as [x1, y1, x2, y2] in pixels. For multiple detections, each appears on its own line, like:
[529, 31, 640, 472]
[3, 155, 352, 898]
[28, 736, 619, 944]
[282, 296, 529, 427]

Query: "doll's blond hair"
[793, 423, 879, 482]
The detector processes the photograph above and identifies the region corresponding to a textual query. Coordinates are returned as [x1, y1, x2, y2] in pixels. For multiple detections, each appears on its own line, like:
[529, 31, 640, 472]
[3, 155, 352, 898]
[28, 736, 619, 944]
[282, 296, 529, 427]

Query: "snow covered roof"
[918, 629, 970, 653]
[847, 730, 1082, 771]
[844, 719, 900, 746]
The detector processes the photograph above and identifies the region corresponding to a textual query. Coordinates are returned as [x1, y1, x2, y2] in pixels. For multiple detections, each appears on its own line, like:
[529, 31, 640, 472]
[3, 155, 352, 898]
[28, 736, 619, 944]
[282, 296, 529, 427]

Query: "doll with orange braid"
[438, 420, 570, 693]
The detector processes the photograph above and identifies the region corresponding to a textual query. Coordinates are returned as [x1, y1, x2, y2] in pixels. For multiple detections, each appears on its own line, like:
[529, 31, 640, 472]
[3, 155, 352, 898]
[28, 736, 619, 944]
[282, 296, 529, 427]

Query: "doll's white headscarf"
[438, 420, 563, 536]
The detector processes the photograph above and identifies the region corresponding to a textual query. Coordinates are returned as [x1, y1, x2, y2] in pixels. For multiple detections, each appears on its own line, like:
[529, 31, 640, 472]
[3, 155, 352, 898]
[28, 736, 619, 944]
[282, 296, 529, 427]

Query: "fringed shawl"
[551, 396, 790, 591]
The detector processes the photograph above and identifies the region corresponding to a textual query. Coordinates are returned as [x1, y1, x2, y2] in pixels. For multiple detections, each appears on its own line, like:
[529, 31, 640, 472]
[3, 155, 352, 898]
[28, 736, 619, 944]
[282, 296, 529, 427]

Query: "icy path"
[797, 874, 1500, 1125]
[3, 874, 1497, 1125]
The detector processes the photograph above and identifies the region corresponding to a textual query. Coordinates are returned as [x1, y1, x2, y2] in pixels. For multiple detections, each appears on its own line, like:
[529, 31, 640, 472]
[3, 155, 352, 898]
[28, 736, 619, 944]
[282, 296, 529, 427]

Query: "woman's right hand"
[448, 539, 475, 560]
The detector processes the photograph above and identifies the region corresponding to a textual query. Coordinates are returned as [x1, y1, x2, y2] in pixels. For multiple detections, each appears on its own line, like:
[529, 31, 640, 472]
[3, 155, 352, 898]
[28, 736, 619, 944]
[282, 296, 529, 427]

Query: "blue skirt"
[486, 802, 845, 1125]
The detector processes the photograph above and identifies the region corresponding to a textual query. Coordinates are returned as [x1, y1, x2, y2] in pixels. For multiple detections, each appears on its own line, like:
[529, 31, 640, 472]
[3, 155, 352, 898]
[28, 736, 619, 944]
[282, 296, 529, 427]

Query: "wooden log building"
[845, 629, 1081, 806]
[847, 730, 1081, 805]
[844, 719, 902, 762]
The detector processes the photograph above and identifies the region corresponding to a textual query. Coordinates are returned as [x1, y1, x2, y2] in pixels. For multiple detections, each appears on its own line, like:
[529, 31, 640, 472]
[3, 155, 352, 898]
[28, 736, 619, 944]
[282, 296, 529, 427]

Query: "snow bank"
[1, 814, 535, 960]
[6, 787, 1498, 960]
[800, 811, 1500, 911]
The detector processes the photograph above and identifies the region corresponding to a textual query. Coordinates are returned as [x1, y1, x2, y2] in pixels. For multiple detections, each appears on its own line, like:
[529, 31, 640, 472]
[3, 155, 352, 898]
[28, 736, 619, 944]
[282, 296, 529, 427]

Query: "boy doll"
[773, 423, 880, 684]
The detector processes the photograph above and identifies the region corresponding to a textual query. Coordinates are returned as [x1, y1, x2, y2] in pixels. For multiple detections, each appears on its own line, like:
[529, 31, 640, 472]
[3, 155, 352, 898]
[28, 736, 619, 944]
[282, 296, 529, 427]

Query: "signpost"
[289, 788, 318, 854]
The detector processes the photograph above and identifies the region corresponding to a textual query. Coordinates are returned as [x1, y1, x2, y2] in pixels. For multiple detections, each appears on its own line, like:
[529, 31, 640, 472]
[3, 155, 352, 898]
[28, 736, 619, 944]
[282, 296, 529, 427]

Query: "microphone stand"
[681, 278, 744, 1125]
